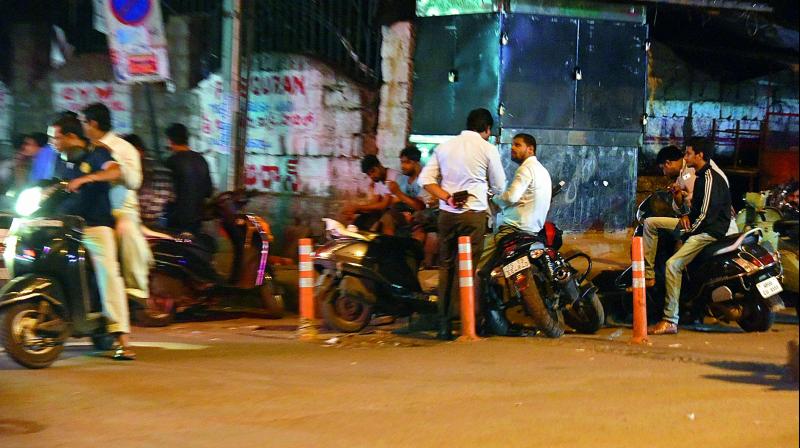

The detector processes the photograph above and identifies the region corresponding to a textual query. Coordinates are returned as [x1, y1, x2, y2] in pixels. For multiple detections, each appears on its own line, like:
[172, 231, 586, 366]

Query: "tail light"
[757, 252, 776, 266]
[512, 272, 528, 291]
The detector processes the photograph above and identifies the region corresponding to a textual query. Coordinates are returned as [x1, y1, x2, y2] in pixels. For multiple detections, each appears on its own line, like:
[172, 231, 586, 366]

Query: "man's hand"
[67, 175, 92, 192]
[678, 215, 691, 230]
[387, 180, 401, 196]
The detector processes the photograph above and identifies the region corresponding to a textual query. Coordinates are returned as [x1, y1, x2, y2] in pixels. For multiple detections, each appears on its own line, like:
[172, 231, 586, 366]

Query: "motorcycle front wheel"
[320, 287, 373, 333]
[0, 301, 66, 369]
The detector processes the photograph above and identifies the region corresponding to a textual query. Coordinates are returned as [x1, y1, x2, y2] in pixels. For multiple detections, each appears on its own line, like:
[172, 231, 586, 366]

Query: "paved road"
[1, 312, 797, 448]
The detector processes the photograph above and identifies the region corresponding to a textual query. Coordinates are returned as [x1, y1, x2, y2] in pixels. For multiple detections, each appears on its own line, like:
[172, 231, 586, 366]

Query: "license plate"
[756, 277, 783, 298]
[502, 256, 531, 278]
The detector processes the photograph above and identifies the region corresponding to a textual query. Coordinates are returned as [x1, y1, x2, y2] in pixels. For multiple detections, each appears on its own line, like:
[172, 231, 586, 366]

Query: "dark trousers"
[437, 210, 487, 323]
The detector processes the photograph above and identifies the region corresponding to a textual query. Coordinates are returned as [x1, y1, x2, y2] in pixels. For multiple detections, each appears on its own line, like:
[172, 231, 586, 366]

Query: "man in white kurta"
[81, 103, 152, 301]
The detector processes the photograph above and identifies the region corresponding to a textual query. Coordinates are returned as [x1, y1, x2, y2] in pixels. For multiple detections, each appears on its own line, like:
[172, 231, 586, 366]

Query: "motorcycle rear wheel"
[259, 282, 285, 319]
[737, 295, 777, 332]
[0, 302, 66, 369]
[133, 272, 179, 327]
[520, 277, 563, 338]
[563, 289, 605, 334]
[320, 288, 373, 333]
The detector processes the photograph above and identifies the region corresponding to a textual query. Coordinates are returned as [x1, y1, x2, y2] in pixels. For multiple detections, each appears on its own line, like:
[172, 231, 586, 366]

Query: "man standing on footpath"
[419, 108, 507, 340]
[81, 103, 152, 305]
[164, 123, 213, 234]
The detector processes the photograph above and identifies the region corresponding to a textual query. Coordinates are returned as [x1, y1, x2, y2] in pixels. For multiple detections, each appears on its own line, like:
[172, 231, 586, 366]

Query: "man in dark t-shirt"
[164, 123, 213, 234]
[49, 114, 134, 360]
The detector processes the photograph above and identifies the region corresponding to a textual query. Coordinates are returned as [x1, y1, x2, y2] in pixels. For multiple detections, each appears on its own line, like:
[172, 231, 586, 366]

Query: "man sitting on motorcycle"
[648, 137, 733, 335]
[49, 114, 134, 359]
[642, 145, 694, 290]
[477, 133, 551, 275]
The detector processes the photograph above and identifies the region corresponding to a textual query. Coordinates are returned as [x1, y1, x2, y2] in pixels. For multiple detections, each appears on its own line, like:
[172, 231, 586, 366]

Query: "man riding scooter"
[648, 137, 733, 335]
[50, 114, 135, 359]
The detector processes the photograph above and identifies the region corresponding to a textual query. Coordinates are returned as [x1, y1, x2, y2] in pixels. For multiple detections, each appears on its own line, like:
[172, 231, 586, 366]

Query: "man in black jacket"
[648, 137, 732, 335]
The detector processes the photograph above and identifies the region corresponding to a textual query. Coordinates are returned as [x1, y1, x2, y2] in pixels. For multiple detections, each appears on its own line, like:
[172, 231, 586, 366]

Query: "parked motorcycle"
[313, 219, 438, 333]
[0, 182, 116, 369]
[483, 181, 604, 338]
[138, 190, 284, 326]
[612, 190, 785, 331]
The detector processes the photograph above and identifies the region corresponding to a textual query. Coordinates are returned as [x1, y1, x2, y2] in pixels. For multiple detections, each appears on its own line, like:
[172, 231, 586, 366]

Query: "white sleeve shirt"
[99, 131, 142, 213]
[492, 156, 551, 233]
[419, 131, 507, 213]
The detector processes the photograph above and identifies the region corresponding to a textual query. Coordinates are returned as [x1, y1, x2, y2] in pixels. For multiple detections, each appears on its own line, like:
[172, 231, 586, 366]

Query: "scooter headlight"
[15, 187, 43, 217]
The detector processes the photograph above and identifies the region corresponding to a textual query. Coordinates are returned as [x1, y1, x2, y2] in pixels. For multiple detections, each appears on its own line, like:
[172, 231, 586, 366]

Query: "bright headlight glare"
[15, 187, 42, 217]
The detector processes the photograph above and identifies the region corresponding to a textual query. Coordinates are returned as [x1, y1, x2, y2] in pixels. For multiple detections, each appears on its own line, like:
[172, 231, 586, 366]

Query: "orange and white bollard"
[630, 236, 648, 344]
[457, 236, 479, 341]
[297, 238, 317, 340]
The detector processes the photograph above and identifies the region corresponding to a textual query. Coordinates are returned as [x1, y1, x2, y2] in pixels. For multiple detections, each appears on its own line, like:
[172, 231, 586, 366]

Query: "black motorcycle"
[0, 182, 116, 369]
[483, 182, 604, 338]
[312, 219, 438, 333]
[611, 191, 785, 331]
[138, 190, 284, 326]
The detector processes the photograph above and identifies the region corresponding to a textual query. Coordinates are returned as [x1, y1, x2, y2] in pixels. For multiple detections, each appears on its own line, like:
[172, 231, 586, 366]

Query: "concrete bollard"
[457, 236, 479, 342]
[296, 238, 317, 340]
[630, 236, 648, 344]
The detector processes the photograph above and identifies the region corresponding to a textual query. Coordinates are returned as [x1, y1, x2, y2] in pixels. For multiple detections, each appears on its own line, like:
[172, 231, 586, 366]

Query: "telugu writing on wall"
[52, 82, 133, 133]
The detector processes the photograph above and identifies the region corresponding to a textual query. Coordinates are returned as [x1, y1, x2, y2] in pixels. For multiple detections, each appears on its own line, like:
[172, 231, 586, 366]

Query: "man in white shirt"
[81, 103, 152, 304]
[478, 133, 551, 274]
[419, 108, 507, 340]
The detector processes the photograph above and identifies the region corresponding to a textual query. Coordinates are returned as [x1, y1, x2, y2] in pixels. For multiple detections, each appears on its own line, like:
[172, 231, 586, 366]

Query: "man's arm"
[66, 161, 121, 192]
[387, 181, 426, 211]
[486, 146, 507, 195]
[103, 140, 142, 190]
[355, 194, 392, 212]
[686, 171, 714, 233]
[493, 164, 532, 208]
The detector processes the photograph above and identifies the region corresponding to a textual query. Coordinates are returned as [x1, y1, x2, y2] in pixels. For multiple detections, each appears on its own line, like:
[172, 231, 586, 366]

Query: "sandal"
[112, 345, 136, 361]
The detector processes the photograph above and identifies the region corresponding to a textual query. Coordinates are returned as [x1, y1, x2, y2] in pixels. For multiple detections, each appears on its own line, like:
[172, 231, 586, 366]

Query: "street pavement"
[1, 311, 797, 448]
[1, 230, 798, 447]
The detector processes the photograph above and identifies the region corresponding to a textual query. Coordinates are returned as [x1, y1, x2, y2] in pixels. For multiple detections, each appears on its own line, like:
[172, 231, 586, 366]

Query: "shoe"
[647, 320, 678, 335]
[112, 345, 136, 361]
[626, 278, 656, 293]
[436, 320, 453, 341]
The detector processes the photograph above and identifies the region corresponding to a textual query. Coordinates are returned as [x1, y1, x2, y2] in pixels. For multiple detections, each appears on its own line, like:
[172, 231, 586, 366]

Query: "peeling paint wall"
[644, 42, 799, 181]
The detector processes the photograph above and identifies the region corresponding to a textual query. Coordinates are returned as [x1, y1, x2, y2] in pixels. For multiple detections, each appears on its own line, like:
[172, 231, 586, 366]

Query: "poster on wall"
[102, 0, 170, 83]
[0, 81, 12, 144]
[195, 69, 326, 195]
[52, 82, 133, 133]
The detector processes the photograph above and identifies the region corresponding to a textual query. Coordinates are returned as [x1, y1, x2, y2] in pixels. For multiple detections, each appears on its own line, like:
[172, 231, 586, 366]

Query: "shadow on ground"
[704, 360, 798, 391]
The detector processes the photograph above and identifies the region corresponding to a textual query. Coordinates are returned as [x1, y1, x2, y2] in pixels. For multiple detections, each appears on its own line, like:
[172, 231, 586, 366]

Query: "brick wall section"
[376, 22, 415, 172]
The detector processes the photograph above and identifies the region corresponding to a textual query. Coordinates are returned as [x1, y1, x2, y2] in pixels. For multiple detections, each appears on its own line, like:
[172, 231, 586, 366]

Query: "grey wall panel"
[500, 14, 578, 129]
[412, 14, 501, 135]
[498, 143, 638, 231]
[575, 20, 647, 131]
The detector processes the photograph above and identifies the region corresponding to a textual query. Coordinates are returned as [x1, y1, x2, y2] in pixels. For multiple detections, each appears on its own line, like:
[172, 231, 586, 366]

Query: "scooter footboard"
[0, 274, 66, 312]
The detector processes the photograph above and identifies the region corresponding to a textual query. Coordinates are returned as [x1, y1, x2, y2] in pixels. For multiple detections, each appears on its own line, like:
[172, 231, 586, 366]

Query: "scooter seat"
[694, 229, 761, 264]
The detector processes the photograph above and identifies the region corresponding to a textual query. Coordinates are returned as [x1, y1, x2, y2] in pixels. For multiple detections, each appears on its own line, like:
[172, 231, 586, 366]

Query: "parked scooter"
[736, 182, 799, 310]
[137, 190, 284, 326]
[0, 182, 116, 369]
[313, 219, 438, 333]
[611, 190, 785, 331]
[482, 181, 604, 338]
